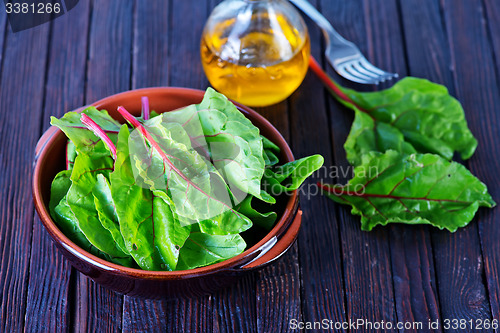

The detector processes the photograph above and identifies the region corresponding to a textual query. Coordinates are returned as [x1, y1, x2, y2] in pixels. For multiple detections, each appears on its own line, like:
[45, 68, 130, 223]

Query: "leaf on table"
[332, 77, 478, 165]
[321, 150, 496, 232]
[50, 106, 121, 154]
[111, 126, 190, 270]
[176, 232, 246, 270]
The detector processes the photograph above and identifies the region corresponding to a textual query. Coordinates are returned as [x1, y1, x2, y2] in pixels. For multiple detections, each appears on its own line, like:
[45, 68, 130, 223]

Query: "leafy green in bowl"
[48, 88, 323, 271]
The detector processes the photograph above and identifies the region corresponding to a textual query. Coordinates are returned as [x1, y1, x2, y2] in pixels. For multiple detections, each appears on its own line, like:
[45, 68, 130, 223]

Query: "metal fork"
[289, 0, 398, 84]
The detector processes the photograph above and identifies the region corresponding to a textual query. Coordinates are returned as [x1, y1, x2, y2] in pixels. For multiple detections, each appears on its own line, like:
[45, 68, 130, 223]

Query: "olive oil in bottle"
[201, 0, 310, 107]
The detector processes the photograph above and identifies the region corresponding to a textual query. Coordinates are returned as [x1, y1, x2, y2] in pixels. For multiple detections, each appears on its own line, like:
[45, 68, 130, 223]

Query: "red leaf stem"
[308, 56, 368, 113]
[142, 96, 150, 120]
[80, 114, 117, 159]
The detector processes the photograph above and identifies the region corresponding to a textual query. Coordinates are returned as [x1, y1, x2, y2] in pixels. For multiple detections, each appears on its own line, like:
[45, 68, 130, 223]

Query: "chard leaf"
[195, 88, 265, 198]
[197, 209, 253, 235]
[263, 148, 279, 167]
[340, 78, 477, 164]
[92, 174, 129, 254]
[156, 90, 265, 200]
[50, 169, 134, 266]
[53, 197, 134, 266]
[50, 107, 121, 154]
[118, 106, 251, 227]
[321, 150, 496, 232]
[236, 195, 277, 231]
[49, 170, 73, 216]
[110, 126, 190, 270]
[263, 155, 324, 193]
[261, 135, 280, 153]
[66, 141, 77, 170]
[176, 232, 246, 270]
[66, 144, 129, 257]
[312, 63, 479, 165]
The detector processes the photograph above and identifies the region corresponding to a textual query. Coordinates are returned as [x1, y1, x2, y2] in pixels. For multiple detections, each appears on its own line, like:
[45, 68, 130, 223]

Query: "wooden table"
[1, 0, 499, 331]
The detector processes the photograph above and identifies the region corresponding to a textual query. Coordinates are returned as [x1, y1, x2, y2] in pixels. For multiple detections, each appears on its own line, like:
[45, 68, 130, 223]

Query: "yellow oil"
[201, 15, 310, 107]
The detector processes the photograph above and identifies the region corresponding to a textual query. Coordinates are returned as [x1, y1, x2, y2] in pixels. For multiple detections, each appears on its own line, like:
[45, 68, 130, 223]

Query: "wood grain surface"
[0, 0, 498, 332]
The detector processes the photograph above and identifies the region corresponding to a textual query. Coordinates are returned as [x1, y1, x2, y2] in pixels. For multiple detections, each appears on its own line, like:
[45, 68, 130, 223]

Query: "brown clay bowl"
[32, 87, 302, 299]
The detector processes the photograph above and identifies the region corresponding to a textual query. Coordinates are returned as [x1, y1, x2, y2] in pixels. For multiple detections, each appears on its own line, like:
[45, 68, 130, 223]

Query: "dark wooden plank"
[0, 6, 7, 68]
[84, 0, 134, 103]
[24, 3, 91, 332]
[286, 0, 348, 329]
[484, 0, 500, 82]
[441, 0, 500, 323]
[74, 1, 134, 331]
[131, 0, 170, 89]
[0, 22, 50, 333]
[401, 0, 494, 326]
[365, 0, 442, 330]
[255, 103, 302, 333]
[317, 0, 397, 329]
[213, 275, 256, 333]
[481, 0, 500, 321]
[122, 298, 167, 333]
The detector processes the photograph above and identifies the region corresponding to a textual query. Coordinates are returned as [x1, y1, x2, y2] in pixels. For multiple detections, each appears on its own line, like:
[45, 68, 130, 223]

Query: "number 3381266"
[5, 2, 61, 14]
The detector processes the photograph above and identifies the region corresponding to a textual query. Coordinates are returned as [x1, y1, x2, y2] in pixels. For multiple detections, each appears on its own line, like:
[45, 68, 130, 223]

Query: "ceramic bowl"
[32, 87, 301, 299]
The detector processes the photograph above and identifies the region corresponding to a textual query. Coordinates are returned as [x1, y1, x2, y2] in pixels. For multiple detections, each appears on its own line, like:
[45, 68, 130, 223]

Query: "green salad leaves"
[320, 151, 495, 231]
[49, 88, 323, 270]
[309, 57, 495, 231]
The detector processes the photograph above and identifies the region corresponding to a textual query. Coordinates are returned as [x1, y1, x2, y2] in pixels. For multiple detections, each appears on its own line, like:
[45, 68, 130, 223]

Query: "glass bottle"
[201, 0, 310, 107]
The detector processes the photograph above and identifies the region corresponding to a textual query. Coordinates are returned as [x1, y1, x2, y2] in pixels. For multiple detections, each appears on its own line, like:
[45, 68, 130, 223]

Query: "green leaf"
[66, 144, 129, 258]
[110, 126, 190, 270]
[263, 148, 280, 167]
[197, 209, 253, 235]
[261, 136, 280, 167]
[322, 150, 496, 232]
[261, 135, 280, 153]
[335, 77, 478, 165]
[236, 195, 277, 231]
[263, 154, 324, 193]
[176, 232, 246, 270]
[66, 141, 77, 170]
[49, 170, 73, 217]
[196, 88, 266, 198]
[92, 174, 129, 254]
[151, 192, 192, 270]
[50, 107, 121, 154]
[124, 110, 252, 228]
[152, 93, 265, 200]
[49, 171, 134, 267]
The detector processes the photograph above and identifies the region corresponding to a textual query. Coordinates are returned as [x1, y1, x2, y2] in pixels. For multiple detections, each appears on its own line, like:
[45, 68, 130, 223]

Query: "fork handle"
[289, 0, 349, 47]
